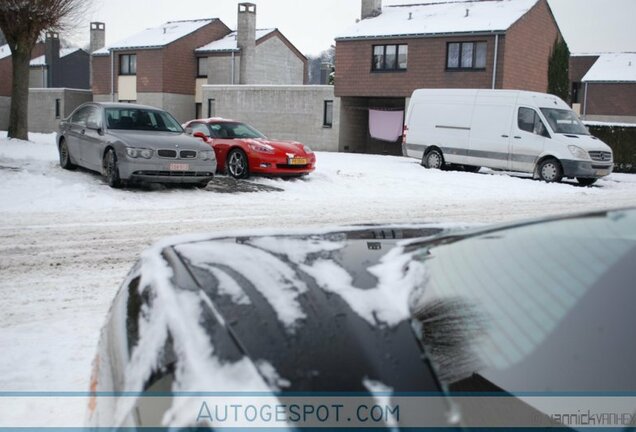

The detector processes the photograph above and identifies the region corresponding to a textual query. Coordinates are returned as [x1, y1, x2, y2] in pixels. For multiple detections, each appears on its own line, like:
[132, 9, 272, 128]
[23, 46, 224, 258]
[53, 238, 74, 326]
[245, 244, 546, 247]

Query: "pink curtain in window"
[369, 109, 404, 142]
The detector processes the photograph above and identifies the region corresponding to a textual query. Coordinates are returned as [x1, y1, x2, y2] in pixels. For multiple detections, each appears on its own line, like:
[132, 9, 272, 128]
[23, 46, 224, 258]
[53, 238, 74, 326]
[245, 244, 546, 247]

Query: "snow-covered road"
[1, 132, 636, 425]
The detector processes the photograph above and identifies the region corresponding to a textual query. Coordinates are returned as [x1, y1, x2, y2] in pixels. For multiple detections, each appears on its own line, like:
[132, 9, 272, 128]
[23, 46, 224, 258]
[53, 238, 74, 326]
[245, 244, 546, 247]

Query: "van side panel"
[468, 93, 517, 170]
[405, 91, 476, 163]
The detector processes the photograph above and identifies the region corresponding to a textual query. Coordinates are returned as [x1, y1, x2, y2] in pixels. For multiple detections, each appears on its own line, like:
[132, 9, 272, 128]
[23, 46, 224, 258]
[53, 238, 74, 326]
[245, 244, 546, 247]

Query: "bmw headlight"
[126, 147, 154, 159]
[200, 150, 215, 161]
[302, 145, 314, 154]
[568, 145, 590, 160]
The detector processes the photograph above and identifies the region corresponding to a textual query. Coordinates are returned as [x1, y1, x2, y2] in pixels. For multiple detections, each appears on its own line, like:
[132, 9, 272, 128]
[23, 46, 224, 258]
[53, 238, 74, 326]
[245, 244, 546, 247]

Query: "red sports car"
[184, 118, 316, 179]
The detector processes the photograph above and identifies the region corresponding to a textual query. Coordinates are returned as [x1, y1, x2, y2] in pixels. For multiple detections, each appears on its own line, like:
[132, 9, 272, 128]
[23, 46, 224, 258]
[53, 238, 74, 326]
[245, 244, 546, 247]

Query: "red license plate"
[169, 163, 190, 171]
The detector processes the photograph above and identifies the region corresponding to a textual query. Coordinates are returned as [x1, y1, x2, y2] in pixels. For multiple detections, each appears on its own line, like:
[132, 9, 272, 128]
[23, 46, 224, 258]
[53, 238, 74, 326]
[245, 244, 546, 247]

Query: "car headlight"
[248, 142, 275, 154]
[126, 147, 154, 159]
[568, 145, 590, 160]
[302, 145, 314, 154]
[200, 150, 215, 161]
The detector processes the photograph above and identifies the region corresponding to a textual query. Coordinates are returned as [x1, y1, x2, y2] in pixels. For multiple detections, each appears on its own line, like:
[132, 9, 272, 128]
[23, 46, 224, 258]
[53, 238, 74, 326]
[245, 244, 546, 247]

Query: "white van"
[403, 89, 613, 185]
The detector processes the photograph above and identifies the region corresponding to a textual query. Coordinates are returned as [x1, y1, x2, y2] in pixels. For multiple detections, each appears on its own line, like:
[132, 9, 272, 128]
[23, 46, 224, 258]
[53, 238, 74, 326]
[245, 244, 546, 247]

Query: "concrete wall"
[254, 36, 305, 85]
[202, 85, 339, 151]
[29, 67, 48, 88]
[135, 92, 196, 123]
[207, 54, 240, 84]
[27, 88, 92, 133]
[0, 96, 10, 130]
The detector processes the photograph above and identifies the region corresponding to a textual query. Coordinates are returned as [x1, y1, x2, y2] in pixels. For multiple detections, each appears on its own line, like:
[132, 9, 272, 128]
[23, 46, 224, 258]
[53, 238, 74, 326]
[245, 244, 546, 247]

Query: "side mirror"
[193, 131, 207, 140]
[87, 120, 103, 134]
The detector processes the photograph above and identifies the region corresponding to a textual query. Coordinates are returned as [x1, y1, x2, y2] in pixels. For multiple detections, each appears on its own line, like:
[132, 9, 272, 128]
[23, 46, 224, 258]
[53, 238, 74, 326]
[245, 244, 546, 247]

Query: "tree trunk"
[8, 46, 31, 140]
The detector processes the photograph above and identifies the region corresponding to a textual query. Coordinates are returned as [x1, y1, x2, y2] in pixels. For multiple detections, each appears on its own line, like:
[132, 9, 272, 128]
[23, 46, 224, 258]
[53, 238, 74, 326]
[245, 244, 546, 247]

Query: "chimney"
[320, 62, 332, 85]
[89, 22, 105, 53]
[237, 2, 256, 85]
[361, 0, 382, 20]
[45, 31, 60, 88]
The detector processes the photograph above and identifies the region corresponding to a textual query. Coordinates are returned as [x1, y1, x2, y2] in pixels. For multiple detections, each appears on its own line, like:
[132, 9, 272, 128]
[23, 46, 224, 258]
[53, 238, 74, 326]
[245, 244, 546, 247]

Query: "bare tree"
[0, 0, 86, 140]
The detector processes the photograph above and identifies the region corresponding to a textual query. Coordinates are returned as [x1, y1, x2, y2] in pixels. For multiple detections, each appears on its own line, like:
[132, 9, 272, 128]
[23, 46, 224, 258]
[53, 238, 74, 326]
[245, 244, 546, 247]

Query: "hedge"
[587, 125, 636, 173]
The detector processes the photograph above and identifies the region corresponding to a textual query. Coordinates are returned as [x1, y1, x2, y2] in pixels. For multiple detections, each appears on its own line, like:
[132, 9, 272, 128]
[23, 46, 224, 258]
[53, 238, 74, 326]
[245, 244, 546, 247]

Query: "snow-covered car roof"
[337, 0, 539, 40]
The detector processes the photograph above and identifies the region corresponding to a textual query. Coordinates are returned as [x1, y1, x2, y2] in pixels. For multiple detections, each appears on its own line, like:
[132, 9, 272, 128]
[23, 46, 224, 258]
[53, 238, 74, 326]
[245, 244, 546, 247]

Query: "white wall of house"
[202, 85, 339, 151]
[28, 88, 92, 132]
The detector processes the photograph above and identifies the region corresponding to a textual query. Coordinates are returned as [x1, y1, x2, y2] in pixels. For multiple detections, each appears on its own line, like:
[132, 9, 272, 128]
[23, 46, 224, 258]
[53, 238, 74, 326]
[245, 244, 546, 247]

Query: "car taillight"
[402, 125, 408, 143]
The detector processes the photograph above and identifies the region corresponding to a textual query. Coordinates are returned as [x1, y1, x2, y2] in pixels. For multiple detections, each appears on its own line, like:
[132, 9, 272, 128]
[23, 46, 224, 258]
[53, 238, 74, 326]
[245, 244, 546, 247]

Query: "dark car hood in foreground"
[171, 227, 444, 394]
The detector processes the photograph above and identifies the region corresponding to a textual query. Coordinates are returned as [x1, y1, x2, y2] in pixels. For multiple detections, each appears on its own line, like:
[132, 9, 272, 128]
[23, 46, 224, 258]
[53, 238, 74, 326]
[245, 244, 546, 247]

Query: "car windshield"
[410, 209, 636, 395]
[105, 108, 183, 133]
[209, 122, 266, 139]
[540, 108, 589, 135]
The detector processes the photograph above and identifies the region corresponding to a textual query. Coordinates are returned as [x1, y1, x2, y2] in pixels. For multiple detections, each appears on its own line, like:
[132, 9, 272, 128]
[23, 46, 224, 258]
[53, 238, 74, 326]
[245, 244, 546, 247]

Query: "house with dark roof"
[334, 0, 562, 154]
[569, 52, 636, 125]
[92, 3, 307, 122]
[0, 32, 92, 131]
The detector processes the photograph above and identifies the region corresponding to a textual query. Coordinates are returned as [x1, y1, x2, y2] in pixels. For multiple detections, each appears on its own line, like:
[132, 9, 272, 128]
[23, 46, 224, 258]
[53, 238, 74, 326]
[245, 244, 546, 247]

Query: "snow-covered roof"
[93, 18, 218, 55]
[195, 29, 276, 53]
[29, 48, 82, 66]
[0, 44, 11, 60]
[337, 0, 539, 40]
[582, 53, 636, 83]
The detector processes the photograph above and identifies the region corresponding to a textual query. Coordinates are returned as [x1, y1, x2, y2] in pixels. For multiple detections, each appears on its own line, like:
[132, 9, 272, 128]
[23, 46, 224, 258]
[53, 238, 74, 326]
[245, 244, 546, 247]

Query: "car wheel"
[463, 165, 481, 173]
[424, 149, 444, 170]
[577, 178, 597, 186]
[226, 149, 249, 179]
[538, 158, 563, 183]
[104, 149, 122, 188]
[59, 139, 76, 170]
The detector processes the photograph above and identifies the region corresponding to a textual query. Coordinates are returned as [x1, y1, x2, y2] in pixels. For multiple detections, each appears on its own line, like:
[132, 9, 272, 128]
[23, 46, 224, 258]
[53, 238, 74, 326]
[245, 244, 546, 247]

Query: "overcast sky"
[71, 0, 636, 56]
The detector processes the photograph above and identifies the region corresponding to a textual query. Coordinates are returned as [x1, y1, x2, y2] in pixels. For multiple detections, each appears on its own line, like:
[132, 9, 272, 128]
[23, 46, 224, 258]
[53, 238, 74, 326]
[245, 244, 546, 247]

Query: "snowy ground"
[1, 132, 636, 426]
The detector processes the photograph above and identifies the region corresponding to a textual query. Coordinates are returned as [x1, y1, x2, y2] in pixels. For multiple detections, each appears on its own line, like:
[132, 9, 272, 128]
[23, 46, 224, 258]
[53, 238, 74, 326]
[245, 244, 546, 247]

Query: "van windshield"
[540, 108, 589, 135]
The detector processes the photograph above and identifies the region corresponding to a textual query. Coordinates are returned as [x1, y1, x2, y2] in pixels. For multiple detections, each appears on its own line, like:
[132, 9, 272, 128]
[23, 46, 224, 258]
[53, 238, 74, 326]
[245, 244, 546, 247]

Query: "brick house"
[92, 3, 307, 122]
[570, 52, 636, 125]
[335, 0, 562, 154]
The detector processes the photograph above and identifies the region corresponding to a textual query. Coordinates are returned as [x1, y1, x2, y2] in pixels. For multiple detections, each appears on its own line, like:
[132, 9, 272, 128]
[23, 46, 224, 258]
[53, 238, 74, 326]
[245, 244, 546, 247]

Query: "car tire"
[423, 149, 445, 170]
[577, 177, 597, 186]
[59, 139, 76, 170]
[463, 165, 481, 173]
[226, 149, 249, 179]
[104, 149, 122, 188]
[537, 158, 563, 183]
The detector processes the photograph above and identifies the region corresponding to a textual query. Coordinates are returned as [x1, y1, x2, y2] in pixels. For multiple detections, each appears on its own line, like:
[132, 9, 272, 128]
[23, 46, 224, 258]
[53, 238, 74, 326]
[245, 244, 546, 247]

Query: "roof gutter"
[110, 49, 115, 102]
[335, 29, 506, 42]
[491, 33, 499, 89]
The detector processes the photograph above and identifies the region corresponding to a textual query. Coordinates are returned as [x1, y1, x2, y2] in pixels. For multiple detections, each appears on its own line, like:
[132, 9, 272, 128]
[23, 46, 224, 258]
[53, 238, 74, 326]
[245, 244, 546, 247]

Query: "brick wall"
[91, 54, 111, 95]
[163, 19, 231, 95]
[0, 43, 45, 97]
[335, 34, 504, 97]
[584, 83, 636, 117]
[501, 0, 560, 92]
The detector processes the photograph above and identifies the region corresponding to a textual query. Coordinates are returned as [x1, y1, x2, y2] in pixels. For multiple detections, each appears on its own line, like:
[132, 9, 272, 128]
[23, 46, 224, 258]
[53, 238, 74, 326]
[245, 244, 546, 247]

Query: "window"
[447, 42, 487, 70]
[119, 54, 137, 75]
[372, 44, 408, 71]
[71, 106, 91, 126]
[518, 107, 549, 137]
[540, 108, 589, 135]
[105, 107, 183, 133]
[190, 122, 210, 137]
[207, 98, 215, 117]
[55, 99, 61, 119]
[197, 57, 208, 78]
[323, 100, 333, 127]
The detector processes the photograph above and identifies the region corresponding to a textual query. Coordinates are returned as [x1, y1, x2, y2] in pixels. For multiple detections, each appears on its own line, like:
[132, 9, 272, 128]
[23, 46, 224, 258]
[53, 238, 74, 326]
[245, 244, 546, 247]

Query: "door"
[468, 103, 514, 170]
[511, 107, 549, 173]
[80, 107, 107, 171]
[66, 106, 92, 165]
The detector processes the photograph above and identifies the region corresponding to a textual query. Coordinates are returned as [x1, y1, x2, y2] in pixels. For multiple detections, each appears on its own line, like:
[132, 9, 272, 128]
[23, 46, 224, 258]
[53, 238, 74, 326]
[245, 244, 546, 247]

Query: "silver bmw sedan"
[57, 102, 217, 188]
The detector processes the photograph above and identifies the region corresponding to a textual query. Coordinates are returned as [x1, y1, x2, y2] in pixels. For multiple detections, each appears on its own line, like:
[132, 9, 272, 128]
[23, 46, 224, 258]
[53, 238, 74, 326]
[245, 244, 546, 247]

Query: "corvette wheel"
[227, 149, 249, 179]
